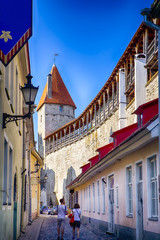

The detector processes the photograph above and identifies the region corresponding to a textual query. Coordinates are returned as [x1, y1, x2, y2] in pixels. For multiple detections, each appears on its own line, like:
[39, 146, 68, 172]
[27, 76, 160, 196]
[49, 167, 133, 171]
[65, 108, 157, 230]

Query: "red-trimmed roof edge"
[67, 98, 158, 188]
[133, 98, 158, 115]
[67, 114, 158, 189]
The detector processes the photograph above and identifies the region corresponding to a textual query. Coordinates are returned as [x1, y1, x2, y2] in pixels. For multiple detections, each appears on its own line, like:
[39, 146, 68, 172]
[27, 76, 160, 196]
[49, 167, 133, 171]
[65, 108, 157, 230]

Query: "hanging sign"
[0, 0, 32, 66]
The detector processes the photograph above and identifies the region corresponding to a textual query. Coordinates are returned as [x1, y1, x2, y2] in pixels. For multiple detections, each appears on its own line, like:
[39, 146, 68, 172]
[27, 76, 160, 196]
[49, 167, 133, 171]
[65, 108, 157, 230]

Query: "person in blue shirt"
[56, 198, 68, 240]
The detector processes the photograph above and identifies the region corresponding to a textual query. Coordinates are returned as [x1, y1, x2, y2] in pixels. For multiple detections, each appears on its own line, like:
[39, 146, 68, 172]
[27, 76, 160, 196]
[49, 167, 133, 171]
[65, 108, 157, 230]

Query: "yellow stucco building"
[0, 42, 43, 240]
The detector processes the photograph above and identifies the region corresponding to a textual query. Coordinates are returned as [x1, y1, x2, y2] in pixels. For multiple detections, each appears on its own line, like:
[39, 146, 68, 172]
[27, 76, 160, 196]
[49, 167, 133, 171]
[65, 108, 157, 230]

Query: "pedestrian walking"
[72, 203, 81, 240]
[56, 198, 68, 240]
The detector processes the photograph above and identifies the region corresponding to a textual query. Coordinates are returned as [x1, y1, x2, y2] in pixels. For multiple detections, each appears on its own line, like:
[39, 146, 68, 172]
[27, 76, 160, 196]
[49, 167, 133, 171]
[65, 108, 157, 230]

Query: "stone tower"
[37, 64, 76, 158]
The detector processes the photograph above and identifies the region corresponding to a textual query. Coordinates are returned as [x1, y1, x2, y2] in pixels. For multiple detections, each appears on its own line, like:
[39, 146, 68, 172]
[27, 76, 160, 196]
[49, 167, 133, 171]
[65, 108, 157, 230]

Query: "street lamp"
[3, 74, 39, 128]
[31, 160, 40, 174]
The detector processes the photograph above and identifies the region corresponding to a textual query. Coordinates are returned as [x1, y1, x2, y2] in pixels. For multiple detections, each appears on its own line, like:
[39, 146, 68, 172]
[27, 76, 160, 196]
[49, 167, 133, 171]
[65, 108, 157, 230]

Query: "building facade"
[38, 19, 160, 208]
[0, 42, 42, 240]
[67, 99, 160, 240]
[0, 43, 30, 239]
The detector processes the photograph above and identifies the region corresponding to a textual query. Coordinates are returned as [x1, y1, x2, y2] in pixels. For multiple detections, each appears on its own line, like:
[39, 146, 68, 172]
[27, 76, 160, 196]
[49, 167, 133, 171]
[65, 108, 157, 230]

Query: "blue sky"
[29, 0, 153, 145]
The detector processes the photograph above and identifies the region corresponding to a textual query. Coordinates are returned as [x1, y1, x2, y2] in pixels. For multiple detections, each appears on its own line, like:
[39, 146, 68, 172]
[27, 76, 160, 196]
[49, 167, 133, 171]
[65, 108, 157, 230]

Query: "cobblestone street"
[38, 215, 118, 240]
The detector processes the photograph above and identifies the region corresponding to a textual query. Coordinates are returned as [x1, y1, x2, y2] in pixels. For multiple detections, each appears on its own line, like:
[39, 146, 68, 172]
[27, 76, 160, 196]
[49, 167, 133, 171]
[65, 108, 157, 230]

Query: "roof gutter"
[68, 117, 159, 189]
[141, 8, 160, 31]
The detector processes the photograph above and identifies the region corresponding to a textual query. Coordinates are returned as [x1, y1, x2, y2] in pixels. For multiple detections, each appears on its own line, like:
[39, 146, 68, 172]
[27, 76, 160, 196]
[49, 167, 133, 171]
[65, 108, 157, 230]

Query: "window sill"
[148, 217, 158, 221]
[126, 214, 133, 218]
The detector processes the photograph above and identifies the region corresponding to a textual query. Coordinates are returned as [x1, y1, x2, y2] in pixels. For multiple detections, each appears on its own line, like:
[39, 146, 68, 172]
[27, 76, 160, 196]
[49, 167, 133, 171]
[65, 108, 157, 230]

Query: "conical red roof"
[37, 65, 76, 111]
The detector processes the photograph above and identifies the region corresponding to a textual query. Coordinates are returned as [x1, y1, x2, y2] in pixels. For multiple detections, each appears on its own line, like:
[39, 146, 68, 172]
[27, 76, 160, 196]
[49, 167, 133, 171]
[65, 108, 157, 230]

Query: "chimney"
[47, 74, 52, 98]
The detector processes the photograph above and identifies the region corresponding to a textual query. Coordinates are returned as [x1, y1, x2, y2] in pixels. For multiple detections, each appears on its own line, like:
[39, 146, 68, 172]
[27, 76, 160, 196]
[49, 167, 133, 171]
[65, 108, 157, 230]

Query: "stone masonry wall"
[45, 104, 75, 136]
[45, 109, 119, 205]
[126, 100, 136, 126]
[146, 73, 158, 102]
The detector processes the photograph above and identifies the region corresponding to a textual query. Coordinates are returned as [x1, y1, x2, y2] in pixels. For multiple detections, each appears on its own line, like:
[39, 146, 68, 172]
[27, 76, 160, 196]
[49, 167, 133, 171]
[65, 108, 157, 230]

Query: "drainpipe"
[21, 119, 26, 233]
[141, 8, 160, 195]
[28, 144, 32, 223]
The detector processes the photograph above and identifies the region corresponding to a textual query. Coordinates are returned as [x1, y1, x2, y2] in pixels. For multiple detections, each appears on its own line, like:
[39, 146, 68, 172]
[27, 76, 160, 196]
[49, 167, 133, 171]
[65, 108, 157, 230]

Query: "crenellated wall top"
[45, 22, 155, 141]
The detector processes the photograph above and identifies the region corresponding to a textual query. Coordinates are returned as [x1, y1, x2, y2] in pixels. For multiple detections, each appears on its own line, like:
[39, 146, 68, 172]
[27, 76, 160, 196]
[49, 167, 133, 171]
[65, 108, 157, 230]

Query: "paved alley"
[38, 215, 118, 240]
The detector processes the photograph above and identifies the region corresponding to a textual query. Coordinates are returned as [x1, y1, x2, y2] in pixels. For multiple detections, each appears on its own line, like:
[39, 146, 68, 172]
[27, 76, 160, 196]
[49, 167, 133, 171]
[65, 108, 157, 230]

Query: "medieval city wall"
[45, 109, 119, 205]
[126, 100, 136, 126]
[45, 104, 75, 136]
[146, 73, 158, 102]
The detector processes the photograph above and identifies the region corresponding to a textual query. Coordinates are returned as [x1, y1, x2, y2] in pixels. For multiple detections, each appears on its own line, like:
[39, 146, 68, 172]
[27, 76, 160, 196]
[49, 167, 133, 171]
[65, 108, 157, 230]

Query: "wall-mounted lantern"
[31, 160, 40, 174]
[3, 74, 39, 128]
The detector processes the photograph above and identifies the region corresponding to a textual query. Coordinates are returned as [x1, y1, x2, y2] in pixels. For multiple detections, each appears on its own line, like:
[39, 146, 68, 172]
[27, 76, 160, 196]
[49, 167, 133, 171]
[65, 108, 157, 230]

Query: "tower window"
[60, 106, 63, 112]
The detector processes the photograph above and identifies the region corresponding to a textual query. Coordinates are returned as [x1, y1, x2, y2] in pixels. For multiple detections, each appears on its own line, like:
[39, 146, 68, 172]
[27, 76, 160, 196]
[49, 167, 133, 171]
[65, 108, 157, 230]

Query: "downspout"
[28, 143, 32, 223]
[20, 119, 26, 233]
[141, 8, 160, 196]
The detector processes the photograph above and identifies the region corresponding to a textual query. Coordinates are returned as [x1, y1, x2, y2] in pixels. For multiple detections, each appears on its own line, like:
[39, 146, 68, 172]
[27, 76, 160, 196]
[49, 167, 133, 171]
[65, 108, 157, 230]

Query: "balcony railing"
[46, 93, 119, 155]
[147, 32, 158, 64]
[126, 67, 135, 92]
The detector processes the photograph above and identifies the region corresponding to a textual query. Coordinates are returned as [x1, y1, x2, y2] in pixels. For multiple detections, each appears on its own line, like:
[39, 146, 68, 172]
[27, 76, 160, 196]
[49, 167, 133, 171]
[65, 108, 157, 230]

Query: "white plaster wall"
[38, 106, 45, 158]
[75, 140, 160, 234]
[135, 55, 147, 109]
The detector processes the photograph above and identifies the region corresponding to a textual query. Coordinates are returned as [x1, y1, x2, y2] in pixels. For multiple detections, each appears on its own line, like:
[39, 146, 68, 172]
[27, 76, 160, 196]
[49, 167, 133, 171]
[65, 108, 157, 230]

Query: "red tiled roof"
[67, 114, 158, 189]
[80, 163, 91, 174]
[111, 123, 138, 147]
[97, 142, 114, 159]
[133, 98, 158, 125]
[37, 65, 76, 111]
[88, 155, 99, 167]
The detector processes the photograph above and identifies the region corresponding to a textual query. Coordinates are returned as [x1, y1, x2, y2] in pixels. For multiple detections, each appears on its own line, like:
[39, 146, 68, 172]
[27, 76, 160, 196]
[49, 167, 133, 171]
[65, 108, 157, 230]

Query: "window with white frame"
[3, 136, 13, 206]
[148, 155, 158, 219]
[81, 189, 82, 210]
[102, 178, 105, 213]
[84, 188, 86, 211]
[92, 182, 95, 212]
[116, 186, 119, 208]
[126, 166, 133, 216]
[89, 185, 91, 212]
[97, 180, 100, 213]
[86, 187, 88, 211]
[8, 146, 13, 205]
[3, 138, 8, 205]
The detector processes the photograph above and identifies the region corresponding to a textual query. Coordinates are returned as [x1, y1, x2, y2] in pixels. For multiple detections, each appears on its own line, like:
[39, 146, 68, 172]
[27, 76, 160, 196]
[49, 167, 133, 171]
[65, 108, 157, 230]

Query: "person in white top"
[56, 198, 68, 240]
[72, 203, 81, 240]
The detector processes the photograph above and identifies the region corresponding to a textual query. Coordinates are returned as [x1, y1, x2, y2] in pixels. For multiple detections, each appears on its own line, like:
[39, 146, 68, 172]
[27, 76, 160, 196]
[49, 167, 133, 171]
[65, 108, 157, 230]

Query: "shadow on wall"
[38, 133, 44, 158]
[63, 166, 76, 206]
[41, 168, 58, 206]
